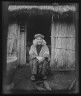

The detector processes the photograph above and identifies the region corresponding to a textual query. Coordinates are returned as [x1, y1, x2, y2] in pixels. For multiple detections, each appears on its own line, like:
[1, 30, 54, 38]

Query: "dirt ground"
[5, 65, 77, 94]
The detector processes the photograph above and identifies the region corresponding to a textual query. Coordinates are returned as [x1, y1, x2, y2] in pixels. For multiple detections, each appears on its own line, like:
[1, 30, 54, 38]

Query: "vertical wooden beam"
[24, 24, 27, 64]
[50, 14, 55, 67]
[20, 32, 25, 64]
[17, 25, 20, 64]
[19, 25, 26, 65]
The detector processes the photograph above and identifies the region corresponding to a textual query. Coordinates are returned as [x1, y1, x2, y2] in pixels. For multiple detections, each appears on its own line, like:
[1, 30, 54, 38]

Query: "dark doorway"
[27, 14, 51, 45]
[26, 14, 52, 63]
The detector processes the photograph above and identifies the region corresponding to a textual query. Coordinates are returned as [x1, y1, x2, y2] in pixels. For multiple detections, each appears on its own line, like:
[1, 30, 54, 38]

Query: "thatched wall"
[51, 23, 75, 69]
[7, 23, 26, 64]
[7, 24, 19, 56]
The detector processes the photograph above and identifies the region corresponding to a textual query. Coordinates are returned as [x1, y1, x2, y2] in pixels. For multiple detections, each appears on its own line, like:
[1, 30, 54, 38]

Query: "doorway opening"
[26, 14, 52, 63]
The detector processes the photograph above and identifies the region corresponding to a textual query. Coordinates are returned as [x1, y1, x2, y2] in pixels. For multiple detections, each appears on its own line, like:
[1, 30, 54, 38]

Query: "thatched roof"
[8, 5, 77, 24]
[8, 5, 76, 12]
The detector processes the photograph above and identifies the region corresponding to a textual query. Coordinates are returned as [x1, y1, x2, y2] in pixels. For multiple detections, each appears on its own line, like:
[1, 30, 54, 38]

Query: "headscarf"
[33, 38, 46, 46]
[34, 34, 44, 39]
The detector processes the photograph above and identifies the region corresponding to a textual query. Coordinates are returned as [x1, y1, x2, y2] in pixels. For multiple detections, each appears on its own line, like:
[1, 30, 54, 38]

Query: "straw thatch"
[8, 5, 76, 12]
[7, 24, 26, 64]
[51, 23, 75, 69]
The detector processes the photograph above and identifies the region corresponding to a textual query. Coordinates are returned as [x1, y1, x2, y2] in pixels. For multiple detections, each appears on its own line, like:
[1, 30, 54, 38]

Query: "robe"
[29, 44, 50, 75]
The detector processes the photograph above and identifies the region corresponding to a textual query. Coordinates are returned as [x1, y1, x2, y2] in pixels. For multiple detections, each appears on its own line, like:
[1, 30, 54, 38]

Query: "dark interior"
[27, 14, 52, 46]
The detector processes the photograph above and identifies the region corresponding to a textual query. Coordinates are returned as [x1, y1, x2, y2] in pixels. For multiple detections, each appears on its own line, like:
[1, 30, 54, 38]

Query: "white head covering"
[33, 34, 46, 45]
[33, 38, 46, 46]
[34, 34, 44, 39]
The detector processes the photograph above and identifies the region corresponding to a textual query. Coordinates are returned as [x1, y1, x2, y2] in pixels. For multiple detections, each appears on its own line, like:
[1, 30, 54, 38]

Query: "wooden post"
[24, 24, 27, 64]
[20, 32, 24, 64]
[19, 25, 26, 65]
[50, 14, 56, 67]
[17, 25, 20, 64]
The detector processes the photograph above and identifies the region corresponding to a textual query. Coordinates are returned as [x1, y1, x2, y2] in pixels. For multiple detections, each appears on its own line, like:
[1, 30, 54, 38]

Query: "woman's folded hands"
[36, 56, 44, 62]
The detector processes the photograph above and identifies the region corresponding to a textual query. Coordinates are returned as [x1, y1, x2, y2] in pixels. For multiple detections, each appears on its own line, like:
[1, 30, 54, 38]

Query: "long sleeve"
[40, 45, 50, 58]
[43, 45, 50, 58]
[29, 45, 37, 60]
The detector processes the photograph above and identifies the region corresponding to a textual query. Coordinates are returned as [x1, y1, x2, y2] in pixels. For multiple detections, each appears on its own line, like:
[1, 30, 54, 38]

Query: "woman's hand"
[36, 56, 44, 63]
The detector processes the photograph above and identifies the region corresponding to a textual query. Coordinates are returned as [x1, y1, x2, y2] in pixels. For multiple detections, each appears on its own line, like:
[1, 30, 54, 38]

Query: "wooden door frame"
[19, 24, 27, 65]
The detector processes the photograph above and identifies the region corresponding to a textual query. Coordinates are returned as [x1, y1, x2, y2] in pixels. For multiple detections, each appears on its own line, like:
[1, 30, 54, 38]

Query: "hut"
[7, 3, 77, 70]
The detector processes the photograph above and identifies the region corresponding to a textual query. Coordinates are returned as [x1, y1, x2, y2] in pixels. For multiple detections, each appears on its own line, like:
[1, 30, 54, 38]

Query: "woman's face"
[37, 37, 43, 45]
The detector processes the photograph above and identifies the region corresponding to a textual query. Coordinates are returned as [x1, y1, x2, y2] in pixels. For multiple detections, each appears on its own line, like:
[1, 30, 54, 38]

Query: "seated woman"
[29, 34, 50, 81]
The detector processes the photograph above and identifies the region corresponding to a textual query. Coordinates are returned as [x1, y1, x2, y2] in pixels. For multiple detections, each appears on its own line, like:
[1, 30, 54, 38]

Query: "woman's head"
[36, 37, 43, 45]
[33, 34, 46, 45]
[34, 34, 44, 39]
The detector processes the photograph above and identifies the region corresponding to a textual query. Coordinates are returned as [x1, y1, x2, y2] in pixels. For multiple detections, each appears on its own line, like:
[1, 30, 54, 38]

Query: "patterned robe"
[29, 44, 50, 75]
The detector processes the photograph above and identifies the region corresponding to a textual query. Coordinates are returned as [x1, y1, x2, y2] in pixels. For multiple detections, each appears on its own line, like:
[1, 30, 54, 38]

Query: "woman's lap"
[30, 58, 48, 75]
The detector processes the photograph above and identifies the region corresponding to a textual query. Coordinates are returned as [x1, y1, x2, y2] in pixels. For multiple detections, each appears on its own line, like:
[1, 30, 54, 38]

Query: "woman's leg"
[41, 59, 48, 79]
[32, 60, 38, 75]
[30, 58, 38, 80]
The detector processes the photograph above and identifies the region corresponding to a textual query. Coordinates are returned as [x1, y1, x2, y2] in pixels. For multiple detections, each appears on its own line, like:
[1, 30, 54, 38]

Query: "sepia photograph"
[2, 2, 79, 94]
